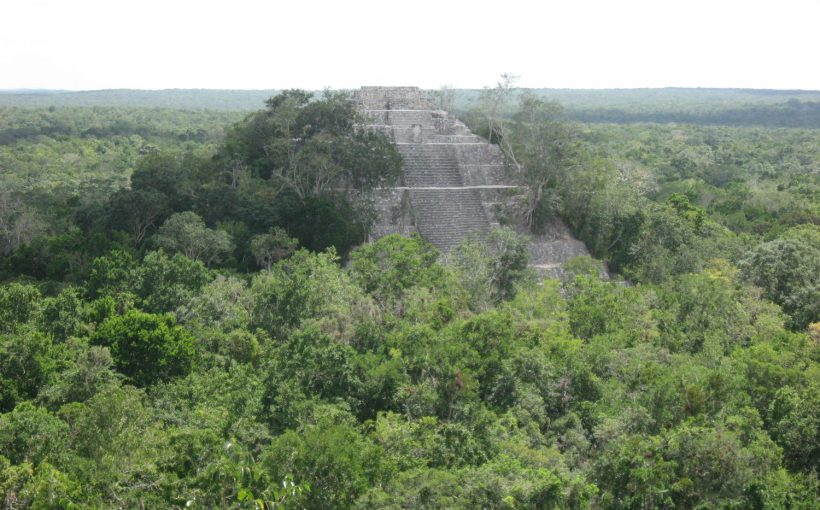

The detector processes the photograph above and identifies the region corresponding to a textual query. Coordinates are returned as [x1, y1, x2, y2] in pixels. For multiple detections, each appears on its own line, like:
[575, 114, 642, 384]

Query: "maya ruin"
[355, 86, 595, 279]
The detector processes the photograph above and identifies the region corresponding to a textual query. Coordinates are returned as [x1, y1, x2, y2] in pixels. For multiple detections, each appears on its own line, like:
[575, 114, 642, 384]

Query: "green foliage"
[0, 282, 42, 332]
[1, 237, 818, 507]
[656, 266, 764, 354]
[0, 327, 59, 412]
[130, 150, 200, 212]
[451, 227, 533, 310]
[740, 227, 820, 329]
[86, 249, 212, 314]
[349, 234, 452, 311]
[286, 195, 370, 256]
[10, 461, 84, 510]
[105, 188, 171, 247]
[176, 275, 253, 333]
[207, 89, 401, 257]
[38, 287, 88, 341]
[152, 364, 267, 443]
[0, 402, 68, 466]
[561, 256, 604, 279]
[566, 275, 653, 343]
[453, 87, 820, 128]
[91, 310, 195, 386]
[767, 384, 820, 472]
[0, 192, 46, 256]
[37, 346, 119, 407]
[250, 227, 298, 270]
[263, 325, 362, 427]
[59, 384, 169, 507]
[485, 227, 533, 301]
[134, 250, 213, 313]
[261, 421, 388, 509]
[250, 249, 371, 340]
[502, 94, 580, 228]
[84, 249, 137, 300]
[153, 212, 234, 267]
[222, 89, 399, 186]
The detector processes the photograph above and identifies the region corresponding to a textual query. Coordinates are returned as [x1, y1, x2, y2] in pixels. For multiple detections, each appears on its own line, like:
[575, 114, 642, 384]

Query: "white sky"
[1, 0, 819, 90]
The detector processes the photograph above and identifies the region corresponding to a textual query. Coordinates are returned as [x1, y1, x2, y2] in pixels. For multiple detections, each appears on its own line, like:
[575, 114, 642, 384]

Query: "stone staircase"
[410, 189, 490, 251]
[355, 87, 494, 253]
[397, 144, 462, 187]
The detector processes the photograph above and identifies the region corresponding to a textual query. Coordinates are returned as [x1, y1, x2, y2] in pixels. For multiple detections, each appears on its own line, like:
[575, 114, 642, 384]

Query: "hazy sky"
[2, 0, 819, 90]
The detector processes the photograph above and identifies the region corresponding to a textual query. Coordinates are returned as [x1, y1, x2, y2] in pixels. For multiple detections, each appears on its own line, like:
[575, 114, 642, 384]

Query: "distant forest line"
[2, 87, 820, 128]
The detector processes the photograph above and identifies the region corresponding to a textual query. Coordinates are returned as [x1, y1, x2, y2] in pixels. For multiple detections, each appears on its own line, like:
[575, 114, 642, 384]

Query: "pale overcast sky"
[2, 0, 819, 90]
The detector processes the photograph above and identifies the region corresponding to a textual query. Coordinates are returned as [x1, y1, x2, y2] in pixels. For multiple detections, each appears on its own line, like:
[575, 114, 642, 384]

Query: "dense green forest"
[0, 88, 818, 508]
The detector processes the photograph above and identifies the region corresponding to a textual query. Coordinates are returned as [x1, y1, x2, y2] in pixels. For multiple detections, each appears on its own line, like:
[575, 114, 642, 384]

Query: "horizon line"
[3, 86, 820, 94]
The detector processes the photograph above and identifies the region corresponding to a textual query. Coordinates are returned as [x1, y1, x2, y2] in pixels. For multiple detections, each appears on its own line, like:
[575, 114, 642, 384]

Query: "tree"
[38, 286, 88, 341]
[348, 234, 450, 309]
[153, 212, 234, 267]
[130, 150, 201, 212]
[0, 192, 46, 256]
[0, 283, 42, 333]
[559, 155, 647, 265]
[134, 249, 213, 314]
[37, 346, 119, 407]
[502, 94, 579, 228]
[212, 90, 401, 257]
[84, 249, 140, 325]
[767, 384, 820, 471]
[433, 84, 456, 112]
[220, 90, 401, 199]
[91, 310, 195, 387]
[0, 328, 56, 412]
[249, 249, 372, 341]
[740, 227, 820, 329]
[478, 73, 518, 144]
[485, 227, 533, 302]
[625, 201, 721, 283]
[0, 402, 68, 466]
[105, 189, 170, 247]
[58, 384, 168, 508]
[250, 227, 298, 270]
[176, 275, 252, 333]
[285, 195, 371, 256]
[260, 421, 388, 510]
[450, 227, 533, 310]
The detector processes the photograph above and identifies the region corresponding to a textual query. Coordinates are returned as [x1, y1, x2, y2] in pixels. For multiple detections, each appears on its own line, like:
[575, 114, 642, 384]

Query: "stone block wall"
[354, 86, 433, 110]
[369, 188, 417, 239]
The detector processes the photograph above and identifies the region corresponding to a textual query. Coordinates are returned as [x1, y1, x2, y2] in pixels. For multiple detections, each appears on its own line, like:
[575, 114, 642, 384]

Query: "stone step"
[401, 160, 458, 164]
[409, 189, 490, 251]
[400, 150, 463, 155]
[397, 145, 459, 151]
[398, 144, 463, 187]
[402, 163, 460, 167]
[402, 169, 460, 174]
[383, 110, 435, 125]
[529, 239, 591, 266]
[400, 162, 459, 168]
[404, 177, 462, 187]
[427, 135, 484, 143]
